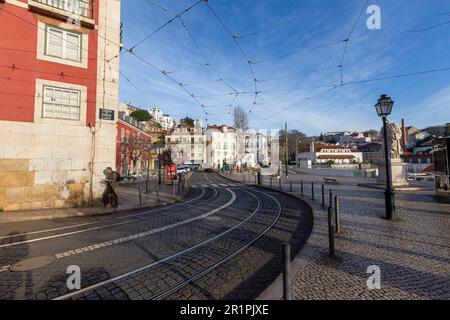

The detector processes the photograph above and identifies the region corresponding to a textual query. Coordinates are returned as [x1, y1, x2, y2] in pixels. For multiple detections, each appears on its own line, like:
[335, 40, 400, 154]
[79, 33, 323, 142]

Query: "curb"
[218, 173, 325, 300]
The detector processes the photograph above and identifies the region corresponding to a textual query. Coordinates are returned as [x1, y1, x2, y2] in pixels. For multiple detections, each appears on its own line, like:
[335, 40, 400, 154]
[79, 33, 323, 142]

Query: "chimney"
[401, 118, 407, 151]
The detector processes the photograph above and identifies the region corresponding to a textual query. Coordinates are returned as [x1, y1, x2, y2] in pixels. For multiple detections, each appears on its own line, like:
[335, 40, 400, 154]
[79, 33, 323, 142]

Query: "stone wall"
[0, 0, 122, 212]
[0, 120, 92, 211]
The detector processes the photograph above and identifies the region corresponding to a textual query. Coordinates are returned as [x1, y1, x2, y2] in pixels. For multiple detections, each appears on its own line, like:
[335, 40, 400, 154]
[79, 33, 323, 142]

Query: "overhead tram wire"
[261, 65, 450, 120]
[125, 50, 209, 115]
[0, 2, 208, 117]
[147, 1, 241, 116]
[176, 15, 242, 111]
[408, 20, 450, 32]
[107, 0, 203, 63]
[236, 0, 359, 40]
[112, 0, 214, 116]
[204, 2, 260, 115]
[339, 0, 369, 85]
[0, 7, 122, 76]
[251, 39, 347, 65]
[257, 65, 341, 83]
[263, 86, 339, 120]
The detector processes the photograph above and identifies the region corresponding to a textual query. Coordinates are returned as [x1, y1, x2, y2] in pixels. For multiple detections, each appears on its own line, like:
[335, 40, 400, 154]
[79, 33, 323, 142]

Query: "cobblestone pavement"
[230, 171, 449, 300]
[0, 172, 312, 300]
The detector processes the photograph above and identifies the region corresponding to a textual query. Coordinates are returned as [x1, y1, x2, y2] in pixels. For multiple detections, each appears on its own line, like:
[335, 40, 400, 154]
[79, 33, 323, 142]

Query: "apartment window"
[42, 85, 81, 120]
[45, 25, 82, 62]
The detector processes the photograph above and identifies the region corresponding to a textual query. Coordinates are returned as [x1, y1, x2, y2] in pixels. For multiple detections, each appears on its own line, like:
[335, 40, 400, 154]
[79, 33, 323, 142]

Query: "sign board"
[166, 164, 177, 181]
[99, 109, 115, 121]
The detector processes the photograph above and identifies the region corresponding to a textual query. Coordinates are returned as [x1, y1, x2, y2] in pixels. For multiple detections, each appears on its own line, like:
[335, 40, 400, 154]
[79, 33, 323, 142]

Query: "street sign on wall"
[99, 109, 115, 121]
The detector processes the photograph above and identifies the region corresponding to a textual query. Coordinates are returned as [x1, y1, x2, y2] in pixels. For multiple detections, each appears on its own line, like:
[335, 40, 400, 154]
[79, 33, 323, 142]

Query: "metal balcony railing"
[34, 0, 94, 19]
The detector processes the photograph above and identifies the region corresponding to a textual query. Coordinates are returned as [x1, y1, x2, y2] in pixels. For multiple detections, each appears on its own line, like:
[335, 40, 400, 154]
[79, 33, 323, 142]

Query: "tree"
[366, 129, 379, 140]
[158, 148, 173, 165]
[120, 134, 149, 176]
[279, 129, 309, 163]
[180, 117, 195, 127]
[233, 106, 249, 130]
[130, 109, 152, 122]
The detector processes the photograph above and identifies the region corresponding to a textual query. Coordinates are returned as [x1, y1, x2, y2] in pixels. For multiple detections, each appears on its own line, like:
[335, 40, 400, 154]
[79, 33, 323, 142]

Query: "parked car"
[177, 167, 188, 174]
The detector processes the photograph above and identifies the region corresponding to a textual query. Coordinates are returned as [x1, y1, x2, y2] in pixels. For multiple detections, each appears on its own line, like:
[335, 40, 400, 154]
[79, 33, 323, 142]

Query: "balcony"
[28, 0, 95, 29]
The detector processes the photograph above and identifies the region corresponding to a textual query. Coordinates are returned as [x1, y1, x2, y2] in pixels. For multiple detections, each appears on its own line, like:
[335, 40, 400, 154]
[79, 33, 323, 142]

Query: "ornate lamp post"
[154, 142, 163, 186]
[146, 142, 152, 193]
[375, 94, 395, 220]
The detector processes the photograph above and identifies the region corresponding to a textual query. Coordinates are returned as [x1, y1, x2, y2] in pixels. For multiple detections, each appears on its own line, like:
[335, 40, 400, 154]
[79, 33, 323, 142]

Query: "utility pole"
[285, 122, 289, 178]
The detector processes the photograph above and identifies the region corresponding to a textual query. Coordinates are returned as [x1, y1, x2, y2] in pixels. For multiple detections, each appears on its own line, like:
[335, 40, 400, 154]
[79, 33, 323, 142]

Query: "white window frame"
[37, 20, 88, 69]
[45, 24, 82, 62]
[42, 85, 81, 121]
[34, 79, 87, 125]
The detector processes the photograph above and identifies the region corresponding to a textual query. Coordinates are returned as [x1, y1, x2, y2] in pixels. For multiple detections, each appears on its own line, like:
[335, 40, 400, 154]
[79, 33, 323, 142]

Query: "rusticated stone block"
[31, 201, 44, 210]
[0, 171, 35, 188]
[0, 159, 29, 172]
[4, 203, 22, 212]
[5, 187, 25, 203]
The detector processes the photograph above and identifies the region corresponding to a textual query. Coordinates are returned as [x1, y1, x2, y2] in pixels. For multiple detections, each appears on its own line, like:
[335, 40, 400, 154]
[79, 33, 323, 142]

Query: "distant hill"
[422, 124, 449, 137]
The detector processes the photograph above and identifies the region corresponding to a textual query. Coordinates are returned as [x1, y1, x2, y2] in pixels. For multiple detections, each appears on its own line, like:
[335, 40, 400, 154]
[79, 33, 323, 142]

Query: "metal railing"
[34, 0, 94, 19]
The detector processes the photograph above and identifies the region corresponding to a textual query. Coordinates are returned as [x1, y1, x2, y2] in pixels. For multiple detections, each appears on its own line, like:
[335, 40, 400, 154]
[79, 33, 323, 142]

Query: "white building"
[166, 120, 206, 165]
[149, 107, 176, 131]
[306, 142, 363, 165]
[339, 132, 372, 146]
[119, 102, 140, 117]
[206, 125, 237, 169]
[237, 132, 270, 168]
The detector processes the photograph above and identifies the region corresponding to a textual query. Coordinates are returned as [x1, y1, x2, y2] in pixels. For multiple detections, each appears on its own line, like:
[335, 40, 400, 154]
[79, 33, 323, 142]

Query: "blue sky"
[119, 0, 450, 136]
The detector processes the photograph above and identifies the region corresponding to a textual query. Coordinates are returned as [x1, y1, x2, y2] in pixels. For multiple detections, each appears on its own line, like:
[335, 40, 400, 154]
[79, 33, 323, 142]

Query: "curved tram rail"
[54, 175, 282, 300]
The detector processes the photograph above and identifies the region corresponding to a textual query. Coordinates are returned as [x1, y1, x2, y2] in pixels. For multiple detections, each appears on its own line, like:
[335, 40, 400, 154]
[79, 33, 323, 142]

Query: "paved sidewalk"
[0, 180, 188, 223]
[225, 171, 450, 300]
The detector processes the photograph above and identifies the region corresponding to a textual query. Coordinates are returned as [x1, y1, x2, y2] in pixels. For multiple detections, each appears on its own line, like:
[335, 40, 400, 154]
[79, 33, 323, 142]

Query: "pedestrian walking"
[102, 167, 119, 208]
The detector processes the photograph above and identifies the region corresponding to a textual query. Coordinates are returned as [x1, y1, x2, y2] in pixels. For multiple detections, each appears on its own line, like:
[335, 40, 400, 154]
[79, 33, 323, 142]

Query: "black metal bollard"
[282, 243, 292, 300]
[270, 177, 272, 188]
[279, 177, 282, 190]
[335, 196, 340, 233]
[300, 180, 304, 196]
[311, 182, 315, 200]
[155, 184, 160, 202]
[321, 184, 325, 207]
[139, 186, 143, 206]
[290, 181, 293, 192]
[328, 207, 336, 258]
[329, 189, 333, 209]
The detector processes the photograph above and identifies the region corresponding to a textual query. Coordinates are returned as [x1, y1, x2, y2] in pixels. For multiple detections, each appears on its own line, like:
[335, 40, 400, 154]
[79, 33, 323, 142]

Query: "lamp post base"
[384, 188, 396, 220]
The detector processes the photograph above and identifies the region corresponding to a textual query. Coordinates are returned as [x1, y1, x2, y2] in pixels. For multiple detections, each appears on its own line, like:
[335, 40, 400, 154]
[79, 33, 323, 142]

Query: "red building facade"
[0, 0, 122, 212]
[0, 0, 99, 124]
[116, 114, 151, 176]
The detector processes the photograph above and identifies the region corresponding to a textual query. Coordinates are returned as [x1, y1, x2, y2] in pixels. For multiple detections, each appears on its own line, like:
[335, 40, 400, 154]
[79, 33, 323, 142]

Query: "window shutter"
[65, 33, 81, 61]
[43, 87, 55, 118]
[42, 86, 81, 120]
[47, 27, 63, 58]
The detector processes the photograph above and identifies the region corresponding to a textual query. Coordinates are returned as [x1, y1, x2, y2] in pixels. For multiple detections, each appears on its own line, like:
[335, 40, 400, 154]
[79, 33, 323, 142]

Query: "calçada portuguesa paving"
[230, 171, 450, 300]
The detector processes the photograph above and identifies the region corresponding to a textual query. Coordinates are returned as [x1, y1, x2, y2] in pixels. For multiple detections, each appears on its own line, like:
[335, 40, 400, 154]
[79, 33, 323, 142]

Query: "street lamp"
[153, 142, 164, 186]
[375, 94, 395, 220]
